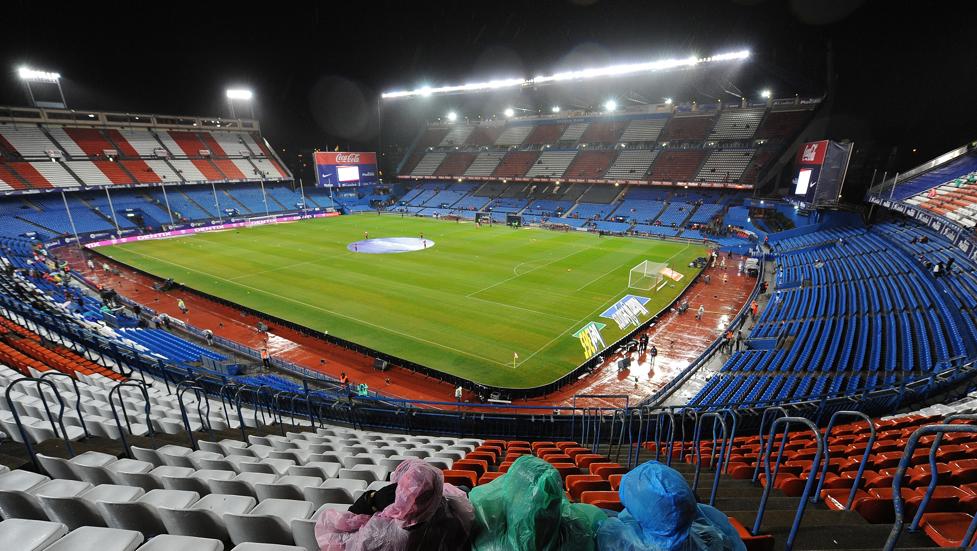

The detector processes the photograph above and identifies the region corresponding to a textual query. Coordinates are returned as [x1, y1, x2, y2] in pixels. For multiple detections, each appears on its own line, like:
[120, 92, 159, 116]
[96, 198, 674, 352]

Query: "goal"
[628, 260, 667, 291]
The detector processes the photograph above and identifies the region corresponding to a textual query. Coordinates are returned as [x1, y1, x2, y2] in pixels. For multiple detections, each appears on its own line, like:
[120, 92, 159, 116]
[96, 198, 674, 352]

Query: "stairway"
[601, 446, 946, 551]
[221, 189, 253, 214]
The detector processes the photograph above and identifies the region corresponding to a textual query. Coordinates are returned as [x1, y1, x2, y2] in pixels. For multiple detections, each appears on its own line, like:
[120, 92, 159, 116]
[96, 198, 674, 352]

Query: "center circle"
[347, 237, 434, 254]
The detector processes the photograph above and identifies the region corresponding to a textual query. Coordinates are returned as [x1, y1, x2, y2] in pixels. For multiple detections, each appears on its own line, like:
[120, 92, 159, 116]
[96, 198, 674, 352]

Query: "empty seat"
[134, 534, 224, 551]
[45, 526, 144, 551]
[0, 518, 68, 551]
[225, 498, 314, 546]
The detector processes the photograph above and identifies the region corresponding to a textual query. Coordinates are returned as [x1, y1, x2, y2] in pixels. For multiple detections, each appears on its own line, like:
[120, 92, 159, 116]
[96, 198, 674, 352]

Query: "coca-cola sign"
[314, 151, 377, 166]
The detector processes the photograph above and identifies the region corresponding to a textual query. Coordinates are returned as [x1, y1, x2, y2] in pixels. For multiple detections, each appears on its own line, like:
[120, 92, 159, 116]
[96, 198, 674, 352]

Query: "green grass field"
[98, 216, 705, 388]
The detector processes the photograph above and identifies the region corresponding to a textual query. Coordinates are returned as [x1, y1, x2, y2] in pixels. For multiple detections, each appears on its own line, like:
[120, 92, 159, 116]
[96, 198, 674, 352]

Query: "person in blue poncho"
[596, 461, 746, 551]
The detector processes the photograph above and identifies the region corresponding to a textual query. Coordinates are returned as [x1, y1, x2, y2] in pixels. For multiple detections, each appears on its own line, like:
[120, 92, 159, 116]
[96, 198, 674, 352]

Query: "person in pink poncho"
[315, 458, 474, 551]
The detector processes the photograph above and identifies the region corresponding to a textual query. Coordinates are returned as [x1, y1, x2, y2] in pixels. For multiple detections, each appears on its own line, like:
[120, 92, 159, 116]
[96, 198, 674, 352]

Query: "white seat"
[224, 499, 313, 546]
[254, 476, 322, 502]
[0, 469, 50, 492]
[337, 468, 377, 484]
[302, 486, 355, 508]
[339, 456, 374, 469]
[40, 493, 104, 530]
[130, 447, 165, 467]
[118, 465, 192, 492]
[36, 454, 80, 481]
[289, 462, 340, 479]
[45, 526, 144, 551]
[99, 499, 168, 539]
[135, 534, 224, 551]
[288, 518, 318, 551]
[230, 544, 304, 551]
[158, 494, 255, 545]
[208, 473, 277, 498]
[0, 518, 68, 551]
[137, 489, 200, 509]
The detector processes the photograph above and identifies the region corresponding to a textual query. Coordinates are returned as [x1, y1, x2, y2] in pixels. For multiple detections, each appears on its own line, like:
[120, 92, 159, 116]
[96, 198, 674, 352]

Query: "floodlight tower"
[18, 66, 67, 108]
[226, 88, 254, 119]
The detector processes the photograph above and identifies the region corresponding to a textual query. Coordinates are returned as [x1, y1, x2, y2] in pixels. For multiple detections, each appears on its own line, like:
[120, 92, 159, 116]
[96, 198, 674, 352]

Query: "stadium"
[0, 2, 975, 550]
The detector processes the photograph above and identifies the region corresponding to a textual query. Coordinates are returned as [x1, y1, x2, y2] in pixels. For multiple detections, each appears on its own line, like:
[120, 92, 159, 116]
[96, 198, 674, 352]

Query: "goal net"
[628, 260, 667, 291]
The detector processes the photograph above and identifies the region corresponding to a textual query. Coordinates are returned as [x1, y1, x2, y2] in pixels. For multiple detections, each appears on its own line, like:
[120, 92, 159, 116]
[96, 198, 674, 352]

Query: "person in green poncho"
[469, 454, 608, 551]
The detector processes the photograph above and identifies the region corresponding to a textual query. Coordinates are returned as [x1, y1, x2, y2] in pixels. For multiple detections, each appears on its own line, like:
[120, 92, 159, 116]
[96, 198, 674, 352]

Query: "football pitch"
[98, 216, 706, 388]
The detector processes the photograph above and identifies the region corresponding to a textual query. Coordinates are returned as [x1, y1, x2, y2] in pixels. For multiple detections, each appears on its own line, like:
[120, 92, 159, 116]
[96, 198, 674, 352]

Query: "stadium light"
[604, 99, 618, 112]
[226, 89, 253, 100]
[18, 66, 60, 82]
[664, 97, 673, 105]
[381, 49, 750, 99]
[760, 89, 772, 99]
[551, 106, 561, 113]
[446, 111, 458, 122]
[503, 107, 515, 118]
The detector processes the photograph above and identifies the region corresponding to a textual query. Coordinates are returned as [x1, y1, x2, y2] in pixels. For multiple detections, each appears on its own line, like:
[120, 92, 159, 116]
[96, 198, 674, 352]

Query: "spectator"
[596, 461, 746, 551]
[260, 348, 271, 369]
[696, 305, 705, 321]
[177, 298, 188, 315]
[469, 455, 605, 550]
[455, 385, 463, 402]
[315, 459, 474, 551]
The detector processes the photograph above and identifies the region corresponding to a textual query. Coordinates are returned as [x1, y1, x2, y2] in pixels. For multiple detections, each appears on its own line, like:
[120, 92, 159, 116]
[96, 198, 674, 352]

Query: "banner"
[573, 322, 606, 359]
[314, 151, 378, 187]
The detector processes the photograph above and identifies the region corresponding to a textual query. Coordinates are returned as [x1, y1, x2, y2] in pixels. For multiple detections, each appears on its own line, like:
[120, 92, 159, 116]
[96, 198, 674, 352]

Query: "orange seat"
[478, 471, 504, 485]
[443, 469, 477, 488]
[555, 441, 579, 451]
[921, 512, 977, 547]
[453, 459, 488, 477]
[550, 463, 579, 480]
[608, 473, 623, 491]
[564, 447, 590, 459]
[726, 516, 775, 551]
[543, 454, 574, 465]
[483, 439, 507, 450]
[498, 461, 514, 473]
[535, 447, 561, 458]
[531, 441, 555, 452]
[574, 454, 605, 469]
[590, 463, 627, 479]
[580, 490, 623, 511]
[507, 440, 530, 449]
[466, 451, 497, 465]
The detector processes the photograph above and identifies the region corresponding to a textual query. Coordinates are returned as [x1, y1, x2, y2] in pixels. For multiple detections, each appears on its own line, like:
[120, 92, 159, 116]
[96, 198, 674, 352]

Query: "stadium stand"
[695, 149, 756, 183]
[648, 149, 707, 182]
[523, 150, 577, 178]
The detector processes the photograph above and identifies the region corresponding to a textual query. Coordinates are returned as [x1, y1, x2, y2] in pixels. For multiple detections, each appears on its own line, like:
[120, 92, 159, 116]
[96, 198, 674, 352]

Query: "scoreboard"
[314, 151, 379, 187]
[792, 140, 853, 207]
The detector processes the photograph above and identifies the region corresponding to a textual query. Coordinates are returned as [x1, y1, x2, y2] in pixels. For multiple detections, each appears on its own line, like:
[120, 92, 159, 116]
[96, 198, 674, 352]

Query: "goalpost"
[628, 260, 668, 292]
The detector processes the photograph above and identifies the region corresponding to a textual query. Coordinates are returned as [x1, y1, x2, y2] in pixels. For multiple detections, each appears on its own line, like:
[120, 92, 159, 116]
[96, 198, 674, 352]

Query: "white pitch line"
[112, 248, 511, 368]
[464, 294, 578, 322]
[467, 242, 596, 298]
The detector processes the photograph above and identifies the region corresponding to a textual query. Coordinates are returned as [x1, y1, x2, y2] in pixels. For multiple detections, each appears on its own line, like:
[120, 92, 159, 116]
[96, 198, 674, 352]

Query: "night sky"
[2, 0, 974, 188]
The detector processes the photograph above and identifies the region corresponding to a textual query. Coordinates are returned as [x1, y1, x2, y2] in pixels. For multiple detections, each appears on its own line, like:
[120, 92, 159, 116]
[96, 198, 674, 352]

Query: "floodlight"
[381, 49, 750, 99]
[604, 99, 617, 112]
[18, 67, 60, 82]
[226, 89, 253, 100]
[504, 108, 515, 118]
[446, 111, 458, 122]
[551, 106, 561, 113]
[664, 97, 673, 105]
[760, 89, 772, 99]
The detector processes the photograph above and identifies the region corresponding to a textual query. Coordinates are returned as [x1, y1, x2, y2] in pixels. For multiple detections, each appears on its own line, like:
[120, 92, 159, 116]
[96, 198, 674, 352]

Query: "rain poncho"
[314, 458, 474, 551]
[596, 461, 746, 551]
[469, 455, 607, 551]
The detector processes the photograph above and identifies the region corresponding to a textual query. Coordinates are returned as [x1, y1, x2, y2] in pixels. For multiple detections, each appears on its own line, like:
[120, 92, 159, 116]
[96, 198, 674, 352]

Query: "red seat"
[566, 475, 611, 501]
[531, 441, 555, 452]
[726, 516, 775, 551]
[544, 454, 574, 465]
[483, 439, 507, 450]
[853, 487, 920, 524]
[551, 463, 579, 480]
[921, 512, 977, 547]
[453, 459, 488, 477]
[574, 454, 606, 469]
[477, 471, 504, 485]
[822, 489, 866, 511]
[564, 447, 591, 459]
[466, 451, 497, 465]
[608, 473, 624, 491]
[555, 441, 580, 451]
[949, 459, 977, 485]
[443, 469, 477, 488]
[580, 490, 623, 511]
[507, 440, 530, 449]
[498, 461, 514, 473]
[590, 463, 627, 479]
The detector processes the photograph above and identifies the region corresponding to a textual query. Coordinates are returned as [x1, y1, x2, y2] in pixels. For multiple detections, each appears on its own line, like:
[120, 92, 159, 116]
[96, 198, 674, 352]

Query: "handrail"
[176, 380, 211, 450]
[722, 409, 739, 473]
[910, 414, 977, 532]
[752, 407, 788, 483]
[39, 371, 89, 439]
[107, 381, 154, 458]
[753, 416, 823, 551]
[654, 410, 676, 464]
[883, 422, 977, 551]
[691, 411, 728, 506]
[813, 410, 875, 508]
[4, 377, 73, 469]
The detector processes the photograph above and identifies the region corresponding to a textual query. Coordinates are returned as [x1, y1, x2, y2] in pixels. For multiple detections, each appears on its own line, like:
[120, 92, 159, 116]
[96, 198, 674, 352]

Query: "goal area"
[628, 260, 667, 291]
